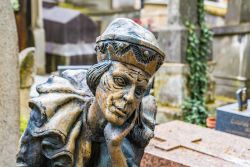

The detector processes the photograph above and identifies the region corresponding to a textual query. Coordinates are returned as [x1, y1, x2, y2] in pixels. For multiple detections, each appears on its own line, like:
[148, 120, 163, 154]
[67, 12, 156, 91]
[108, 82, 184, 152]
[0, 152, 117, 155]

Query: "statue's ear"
[140, 95, 157, 130]
[143, 76, 154, 97]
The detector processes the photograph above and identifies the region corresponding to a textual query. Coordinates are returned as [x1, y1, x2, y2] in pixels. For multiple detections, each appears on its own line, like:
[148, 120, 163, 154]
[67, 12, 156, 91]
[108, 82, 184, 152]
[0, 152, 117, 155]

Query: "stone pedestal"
[0, 1, 20, 166]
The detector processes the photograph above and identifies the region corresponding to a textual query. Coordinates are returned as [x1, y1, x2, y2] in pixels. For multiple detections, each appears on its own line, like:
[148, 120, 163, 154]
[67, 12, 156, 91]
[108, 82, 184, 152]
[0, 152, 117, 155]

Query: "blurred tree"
[14, 0, 29, 51]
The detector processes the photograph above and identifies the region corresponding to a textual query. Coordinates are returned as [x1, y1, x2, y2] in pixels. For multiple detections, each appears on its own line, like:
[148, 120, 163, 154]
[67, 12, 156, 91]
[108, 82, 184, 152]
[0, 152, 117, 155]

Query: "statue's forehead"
[111, 62, 149, 82]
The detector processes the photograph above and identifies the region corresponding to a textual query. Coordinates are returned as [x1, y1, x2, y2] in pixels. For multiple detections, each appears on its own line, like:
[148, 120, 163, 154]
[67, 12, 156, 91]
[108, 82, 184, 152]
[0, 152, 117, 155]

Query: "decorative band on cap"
[96, 34, 165, 58]
[95, 40, 164, 76]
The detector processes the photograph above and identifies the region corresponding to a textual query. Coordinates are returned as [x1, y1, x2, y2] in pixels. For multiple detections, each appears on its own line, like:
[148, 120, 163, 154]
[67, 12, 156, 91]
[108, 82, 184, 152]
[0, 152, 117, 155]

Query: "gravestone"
[0, 1, 20, 166]
[141, 121, 250, 167]
[212, 0, 250, 98]
[216, 100, 250, 138]
[43, 7, 98, 72]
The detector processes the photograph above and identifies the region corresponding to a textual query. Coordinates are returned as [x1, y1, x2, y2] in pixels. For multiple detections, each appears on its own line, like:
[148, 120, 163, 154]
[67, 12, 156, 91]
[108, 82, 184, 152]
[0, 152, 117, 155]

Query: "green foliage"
[182, 0, 213, 126]
[182, 98, 208, 126]
[11, 0, 20, 12]
[20, 115, 28, 134]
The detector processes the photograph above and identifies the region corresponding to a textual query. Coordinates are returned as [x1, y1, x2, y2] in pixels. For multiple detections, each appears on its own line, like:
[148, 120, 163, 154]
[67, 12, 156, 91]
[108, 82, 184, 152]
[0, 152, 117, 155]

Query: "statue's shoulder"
[18, 70, 93, 166]
[29, 69, 94, 120]
[35, 69, 93, 97]
[60, 69, 91, 93]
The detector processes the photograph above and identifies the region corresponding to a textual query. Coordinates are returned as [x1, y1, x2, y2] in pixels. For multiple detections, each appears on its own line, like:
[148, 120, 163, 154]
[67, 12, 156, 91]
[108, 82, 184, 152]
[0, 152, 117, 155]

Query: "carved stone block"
[141, 121, 250, 167]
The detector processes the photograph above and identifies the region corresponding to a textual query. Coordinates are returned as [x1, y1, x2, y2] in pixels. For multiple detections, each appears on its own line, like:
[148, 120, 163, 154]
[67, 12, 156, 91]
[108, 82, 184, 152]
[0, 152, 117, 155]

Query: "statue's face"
[95, 61, 149, 126]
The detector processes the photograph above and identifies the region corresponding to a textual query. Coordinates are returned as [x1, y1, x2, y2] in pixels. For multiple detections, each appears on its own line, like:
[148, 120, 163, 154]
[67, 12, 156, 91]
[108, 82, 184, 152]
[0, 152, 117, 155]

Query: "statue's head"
[86, 18, 165, 126]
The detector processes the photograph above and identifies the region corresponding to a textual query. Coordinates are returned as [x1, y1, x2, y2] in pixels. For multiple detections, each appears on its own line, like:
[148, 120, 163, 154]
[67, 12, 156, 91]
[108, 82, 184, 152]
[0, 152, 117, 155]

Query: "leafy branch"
[182, 0, 212, 126]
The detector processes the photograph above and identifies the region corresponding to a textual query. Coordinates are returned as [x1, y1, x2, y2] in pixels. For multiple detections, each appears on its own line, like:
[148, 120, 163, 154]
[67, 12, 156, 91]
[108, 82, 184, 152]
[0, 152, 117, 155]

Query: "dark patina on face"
[95, 61, 149, 126]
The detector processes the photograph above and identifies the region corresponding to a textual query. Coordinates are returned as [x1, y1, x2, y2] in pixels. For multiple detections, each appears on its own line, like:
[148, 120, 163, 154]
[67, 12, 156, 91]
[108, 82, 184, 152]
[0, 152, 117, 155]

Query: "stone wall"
[211, 0, 250, 98]
[212, 25, 250, 98]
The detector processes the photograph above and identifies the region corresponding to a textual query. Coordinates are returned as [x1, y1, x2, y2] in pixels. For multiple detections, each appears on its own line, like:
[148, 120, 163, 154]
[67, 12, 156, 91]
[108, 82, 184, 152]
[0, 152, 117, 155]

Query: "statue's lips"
[110, 105, 127, 118]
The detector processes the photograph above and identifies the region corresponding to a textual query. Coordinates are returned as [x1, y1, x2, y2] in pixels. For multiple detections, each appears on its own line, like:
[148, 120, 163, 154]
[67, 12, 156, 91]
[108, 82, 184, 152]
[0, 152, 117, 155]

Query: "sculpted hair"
[86, 60, 112, 95]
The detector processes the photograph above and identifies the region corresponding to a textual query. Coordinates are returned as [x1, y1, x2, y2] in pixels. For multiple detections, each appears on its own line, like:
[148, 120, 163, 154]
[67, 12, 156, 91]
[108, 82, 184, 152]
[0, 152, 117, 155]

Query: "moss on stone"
[20, 115, 28, 134]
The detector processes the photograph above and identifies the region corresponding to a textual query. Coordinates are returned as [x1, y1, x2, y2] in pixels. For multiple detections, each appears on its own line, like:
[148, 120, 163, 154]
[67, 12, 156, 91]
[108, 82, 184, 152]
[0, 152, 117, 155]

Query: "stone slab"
[213, 23, 250, 36]
[141, 121, 250, 167]
[0, 1, 20, 166]
[216, 100, 250, 138]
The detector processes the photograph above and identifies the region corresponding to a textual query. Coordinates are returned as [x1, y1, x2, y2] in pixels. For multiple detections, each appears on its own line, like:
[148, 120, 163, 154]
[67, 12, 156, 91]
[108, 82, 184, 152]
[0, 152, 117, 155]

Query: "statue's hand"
[104, 111, 138, 147]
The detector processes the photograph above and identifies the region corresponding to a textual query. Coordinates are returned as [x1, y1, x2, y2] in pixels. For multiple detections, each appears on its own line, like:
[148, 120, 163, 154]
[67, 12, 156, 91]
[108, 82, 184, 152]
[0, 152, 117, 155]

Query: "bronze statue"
[17, 18, 165, 167]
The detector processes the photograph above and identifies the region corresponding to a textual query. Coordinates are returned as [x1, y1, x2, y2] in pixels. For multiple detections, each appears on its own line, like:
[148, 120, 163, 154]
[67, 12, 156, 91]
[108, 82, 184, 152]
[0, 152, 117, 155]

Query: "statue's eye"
[135, 87, 145, 97]
[113, 77, 127, 87]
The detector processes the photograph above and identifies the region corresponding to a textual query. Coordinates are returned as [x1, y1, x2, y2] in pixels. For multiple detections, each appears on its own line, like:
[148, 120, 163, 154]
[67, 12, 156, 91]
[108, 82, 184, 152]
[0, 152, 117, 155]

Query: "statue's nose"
[123, 86, 135, 103]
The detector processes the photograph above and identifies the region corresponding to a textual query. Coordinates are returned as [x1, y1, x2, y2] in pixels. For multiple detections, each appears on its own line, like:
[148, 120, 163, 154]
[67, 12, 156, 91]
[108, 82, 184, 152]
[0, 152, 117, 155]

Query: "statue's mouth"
[110, 105, 127, 118]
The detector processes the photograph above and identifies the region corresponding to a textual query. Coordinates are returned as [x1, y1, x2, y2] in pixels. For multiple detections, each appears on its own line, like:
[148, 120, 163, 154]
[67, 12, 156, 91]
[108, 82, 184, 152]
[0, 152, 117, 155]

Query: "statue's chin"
[105, 108, 126, 126]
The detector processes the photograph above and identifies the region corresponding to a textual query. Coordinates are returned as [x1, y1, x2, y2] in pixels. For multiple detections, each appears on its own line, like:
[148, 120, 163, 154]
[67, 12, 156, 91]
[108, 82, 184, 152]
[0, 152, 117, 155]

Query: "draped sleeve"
[17, 70, 94, 167]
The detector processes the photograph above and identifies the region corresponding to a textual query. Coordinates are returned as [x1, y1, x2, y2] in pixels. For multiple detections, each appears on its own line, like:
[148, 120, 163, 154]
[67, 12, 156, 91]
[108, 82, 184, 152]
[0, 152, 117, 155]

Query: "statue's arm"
[104, 111, 138, 167]
[16, 108, 46, 167]
[124, 95, 157, 166]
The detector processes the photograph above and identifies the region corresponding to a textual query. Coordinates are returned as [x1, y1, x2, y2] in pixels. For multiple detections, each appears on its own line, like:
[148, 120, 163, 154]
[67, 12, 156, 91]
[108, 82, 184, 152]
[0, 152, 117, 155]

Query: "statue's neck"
[87, 99, 107, 135]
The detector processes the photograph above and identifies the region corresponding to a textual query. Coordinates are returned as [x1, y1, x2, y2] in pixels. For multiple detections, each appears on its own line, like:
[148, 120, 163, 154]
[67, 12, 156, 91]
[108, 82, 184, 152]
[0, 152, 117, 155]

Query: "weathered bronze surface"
[16, 18, 165, 167]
